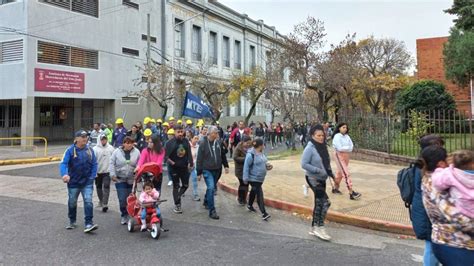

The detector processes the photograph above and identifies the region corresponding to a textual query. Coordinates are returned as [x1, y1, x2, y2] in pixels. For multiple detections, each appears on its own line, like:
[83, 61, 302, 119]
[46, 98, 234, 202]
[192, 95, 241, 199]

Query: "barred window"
[8, 105, 21, 128]
[0, 39, 23, 63]
[39, 0, 98, 18]
[122, 47, 139, 56]
[37, 41, 98, 69]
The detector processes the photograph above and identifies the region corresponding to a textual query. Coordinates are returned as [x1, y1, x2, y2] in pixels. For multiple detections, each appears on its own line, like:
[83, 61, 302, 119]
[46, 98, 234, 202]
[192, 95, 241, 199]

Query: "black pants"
[95, 173, 111, 206]
[306, 176, 331, 227]
[171, 167, 190, 206]
[248, 181, 266, 214]
[153, 173, 163, 193]
[237, 177, 249, 203]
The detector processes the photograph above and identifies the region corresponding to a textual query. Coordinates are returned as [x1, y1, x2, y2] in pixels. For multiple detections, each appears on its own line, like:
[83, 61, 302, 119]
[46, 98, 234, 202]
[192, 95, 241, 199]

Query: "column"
[20, 96, 35, 150]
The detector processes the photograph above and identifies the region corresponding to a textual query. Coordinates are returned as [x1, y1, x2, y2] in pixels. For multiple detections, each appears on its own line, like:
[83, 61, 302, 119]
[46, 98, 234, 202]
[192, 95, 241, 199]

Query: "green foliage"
[407, 111, 432, 142]
[395, 80, 457, 113]
[445, 0, 474, 31]
[443, 28, 474, 86]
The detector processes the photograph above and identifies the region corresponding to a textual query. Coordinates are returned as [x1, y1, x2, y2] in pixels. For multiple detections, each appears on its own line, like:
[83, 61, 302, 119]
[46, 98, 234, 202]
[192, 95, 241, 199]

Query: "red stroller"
[126, 162, 167, 239]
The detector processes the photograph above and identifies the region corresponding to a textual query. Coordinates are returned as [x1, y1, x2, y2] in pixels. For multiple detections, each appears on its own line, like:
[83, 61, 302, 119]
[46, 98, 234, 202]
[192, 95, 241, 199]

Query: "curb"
[0, 156, 61, 166]
[217, 181, 415, 236]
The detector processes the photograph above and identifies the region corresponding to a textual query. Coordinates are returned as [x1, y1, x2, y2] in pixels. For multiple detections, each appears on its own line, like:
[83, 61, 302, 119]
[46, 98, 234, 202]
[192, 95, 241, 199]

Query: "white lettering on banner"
[186, 99, 203, 114]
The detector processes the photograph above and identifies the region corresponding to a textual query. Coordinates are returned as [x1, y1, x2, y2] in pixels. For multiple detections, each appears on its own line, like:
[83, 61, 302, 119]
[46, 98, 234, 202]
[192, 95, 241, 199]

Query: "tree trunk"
[245, 101, 257, 125]
[161, 104, 168, 119]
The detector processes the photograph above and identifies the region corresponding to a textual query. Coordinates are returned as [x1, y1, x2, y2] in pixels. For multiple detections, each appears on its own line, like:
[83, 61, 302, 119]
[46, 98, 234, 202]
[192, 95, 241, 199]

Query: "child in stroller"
[139, 181, 160, 231]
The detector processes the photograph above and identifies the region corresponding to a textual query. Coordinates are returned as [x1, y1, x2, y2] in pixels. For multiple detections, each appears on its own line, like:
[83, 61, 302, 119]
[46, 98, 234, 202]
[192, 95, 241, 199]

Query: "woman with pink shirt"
[136, 135, 165, 192]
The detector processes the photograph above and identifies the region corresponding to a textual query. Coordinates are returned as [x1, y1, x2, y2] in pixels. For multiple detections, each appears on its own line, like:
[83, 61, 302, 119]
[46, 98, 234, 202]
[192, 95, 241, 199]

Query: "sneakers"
[193, 195, 201, 201]
[84, 224, 98, 233]
[350, 191, 362, 200]
[203, 201, 209, 210]
[262, 213, 271, 221]
[332, 189, 343, 195]
[66, 222, 77, 230]
[209, 211, 220, 220]
[102, 206, 108, 213]
[167, 181, 173, 187]
[173, 205, 183, 214]
[120, 216, 129, 225]
[140, 224, 147, 232]
[237, 199, 245, 206]
[247, 205, 257, 213]
[309, 226, 331, 241]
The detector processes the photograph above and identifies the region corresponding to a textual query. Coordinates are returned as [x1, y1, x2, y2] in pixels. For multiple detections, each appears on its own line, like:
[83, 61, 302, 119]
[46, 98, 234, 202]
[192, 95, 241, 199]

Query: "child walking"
[139, 182, 160, 231]
[243, 138, 273, 221]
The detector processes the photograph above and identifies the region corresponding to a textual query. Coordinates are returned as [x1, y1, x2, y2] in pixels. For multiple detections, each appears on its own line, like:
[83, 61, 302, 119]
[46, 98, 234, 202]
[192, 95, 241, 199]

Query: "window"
[209, 31, 217, 65]
[39, 105, 64, 127]
[121, 96, 139, 105]
[0, 0, 16, 5]
[122, 47, 139, 56]
[141, 34, 157, 43]
[0, 39, 23, 63]
[8, 105, 21, 128]
[122, 0, 139, 10]
[0, 106, 5, 128]
[174, 18, 185, 58]
[37, 41, 98, 69]
[39, 0, 99, 18]
[250, 45, 256, 70]
[192, 25, 202, 61]
[234, 40, 241, 69]
[222, 36, 230, 68]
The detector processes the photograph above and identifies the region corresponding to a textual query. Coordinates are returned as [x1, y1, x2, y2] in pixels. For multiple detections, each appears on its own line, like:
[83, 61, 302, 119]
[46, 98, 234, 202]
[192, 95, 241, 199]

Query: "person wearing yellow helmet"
[143, 117, 151, 125]
[177, 119, 182, 125]
[112, 118, 127, 148]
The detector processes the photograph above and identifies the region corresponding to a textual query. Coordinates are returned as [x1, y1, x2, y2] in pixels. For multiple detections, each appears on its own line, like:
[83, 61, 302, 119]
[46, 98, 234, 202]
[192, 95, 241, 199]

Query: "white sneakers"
[309, 226, 332, 241]
[167, 181, 173, 186]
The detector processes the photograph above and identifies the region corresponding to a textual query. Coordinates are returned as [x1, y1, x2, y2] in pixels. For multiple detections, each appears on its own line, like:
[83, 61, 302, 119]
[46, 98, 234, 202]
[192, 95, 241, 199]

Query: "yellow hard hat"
[143, 128, 152, 137]
[115, 118, 124, 124]
[177, 119, 182, 124]
[186, 119, 193, 125]
[167, 128, 175, 135]
[162, 122, 169, 127]
[143, 117, 151, 124]
[157, 119, 163, 123]
[169, 117, 175, 121]
[150, 118, 156, 123]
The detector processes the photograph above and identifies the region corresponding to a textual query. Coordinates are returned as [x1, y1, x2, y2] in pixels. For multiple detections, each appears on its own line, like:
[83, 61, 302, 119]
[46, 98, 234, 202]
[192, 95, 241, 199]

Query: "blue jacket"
[243, 148, 268, 183]
[411, 167, 432, 240]
[60, 144, 98, 188]
[112, 126, 127, 148]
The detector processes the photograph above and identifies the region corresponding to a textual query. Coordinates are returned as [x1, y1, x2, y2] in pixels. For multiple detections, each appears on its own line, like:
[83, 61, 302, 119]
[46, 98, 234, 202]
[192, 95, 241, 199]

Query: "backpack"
[396, 162, 417, 209]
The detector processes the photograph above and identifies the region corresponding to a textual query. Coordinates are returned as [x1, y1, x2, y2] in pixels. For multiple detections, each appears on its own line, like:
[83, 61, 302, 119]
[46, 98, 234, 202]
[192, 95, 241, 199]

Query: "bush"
[395, 80, 456, 113]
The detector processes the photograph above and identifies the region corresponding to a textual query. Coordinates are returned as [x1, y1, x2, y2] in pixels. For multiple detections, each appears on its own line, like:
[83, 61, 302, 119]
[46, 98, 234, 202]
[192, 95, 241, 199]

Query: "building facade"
[416, 37, 473, 118]
[0, 0, 296, 142]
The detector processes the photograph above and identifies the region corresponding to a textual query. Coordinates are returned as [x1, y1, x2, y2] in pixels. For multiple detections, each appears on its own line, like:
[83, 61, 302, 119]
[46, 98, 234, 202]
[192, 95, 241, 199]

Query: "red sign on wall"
[35, 68, 85, 93]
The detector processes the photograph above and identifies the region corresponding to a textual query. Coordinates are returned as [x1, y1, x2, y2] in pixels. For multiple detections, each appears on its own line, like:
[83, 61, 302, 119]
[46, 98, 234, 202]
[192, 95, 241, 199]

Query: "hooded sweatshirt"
[301, 141, 328, 181]
[93, 136, 115, 174]
[242, 148, 268, 183]
[109, 146, 140, 184]
[432, 165, 474, 218]
[196, 136, 229, 175]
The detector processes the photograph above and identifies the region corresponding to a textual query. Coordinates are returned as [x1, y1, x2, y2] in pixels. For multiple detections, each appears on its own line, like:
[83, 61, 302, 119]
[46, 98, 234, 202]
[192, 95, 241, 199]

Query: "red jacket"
[230, 127, 251, 145]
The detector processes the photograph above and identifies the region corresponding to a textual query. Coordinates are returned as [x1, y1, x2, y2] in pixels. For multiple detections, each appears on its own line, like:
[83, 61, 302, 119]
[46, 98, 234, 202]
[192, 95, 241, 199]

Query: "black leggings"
[248, 181, 266, 214]
[237, 177, 249, 203]
[306, 176, 331, 227]
[171, 167, 190, 206]
[153, 173, 163, 193]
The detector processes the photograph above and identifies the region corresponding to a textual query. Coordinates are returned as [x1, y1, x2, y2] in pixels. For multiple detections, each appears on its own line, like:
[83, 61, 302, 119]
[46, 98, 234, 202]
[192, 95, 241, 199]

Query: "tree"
[354, 37, 413, 114]
[444, 28, 474, 87]
[133, 62, 175, 119]
[395, 80, 457, 113]
[445, 0, 474, 31]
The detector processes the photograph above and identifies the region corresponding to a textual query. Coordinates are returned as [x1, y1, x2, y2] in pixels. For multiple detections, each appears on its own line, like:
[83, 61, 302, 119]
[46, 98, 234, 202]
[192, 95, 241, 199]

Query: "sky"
[218, 0, 456, 63]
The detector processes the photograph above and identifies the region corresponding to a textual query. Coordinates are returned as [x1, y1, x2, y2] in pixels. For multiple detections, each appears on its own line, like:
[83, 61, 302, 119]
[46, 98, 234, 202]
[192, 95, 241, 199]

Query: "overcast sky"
[218, 0, 455, 62]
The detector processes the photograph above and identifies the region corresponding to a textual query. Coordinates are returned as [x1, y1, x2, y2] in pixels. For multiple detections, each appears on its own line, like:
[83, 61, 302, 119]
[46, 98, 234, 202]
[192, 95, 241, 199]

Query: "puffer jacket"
[243, 148, 268, 183]
[109, 147, 140, 185]
[301, 141, 327, 181]
[93, 137, 115, 174]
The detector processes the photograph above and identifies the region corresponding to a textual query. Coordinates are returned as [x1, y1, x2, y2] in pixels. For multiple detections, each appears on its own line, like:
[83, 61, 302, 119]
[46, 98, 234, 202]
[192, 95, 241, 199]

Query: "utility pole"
[147, 13, 151, 93]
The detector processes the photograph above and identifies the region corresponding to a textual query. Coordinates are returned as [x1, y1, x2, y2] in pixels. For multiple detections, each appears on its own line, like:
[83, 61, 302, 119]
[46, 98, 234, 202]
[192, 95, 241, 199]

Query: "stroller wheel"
[127, 218, 135, 232]
[150, 223, 161, 239]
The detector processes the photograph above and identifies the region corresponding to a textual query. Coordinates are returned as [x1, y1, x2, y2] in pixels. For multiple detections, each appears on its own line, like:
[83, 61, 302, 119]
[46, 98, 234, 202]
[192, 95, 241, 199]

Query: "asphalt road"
[0, 163, 423, 265]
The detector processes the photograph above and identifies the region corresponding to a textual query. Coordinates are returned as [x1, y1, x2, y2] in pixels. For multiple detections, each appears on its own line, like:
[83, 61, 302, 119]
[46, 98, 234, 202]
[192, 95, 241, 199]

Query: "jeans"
[424, 241, 439, 266]
[140, 206, 161, 220]
[115, 182, 132, 217]
[203, 170, 219, 215]
[171, 167, 190, 206]
[68, 184, 94, 225]
[248, 181, 266, 214]
[191, 169, 199, 197]
[432, 242, 474, 266]
[95, 173, 111, 206]
[306, 176, 331, 227]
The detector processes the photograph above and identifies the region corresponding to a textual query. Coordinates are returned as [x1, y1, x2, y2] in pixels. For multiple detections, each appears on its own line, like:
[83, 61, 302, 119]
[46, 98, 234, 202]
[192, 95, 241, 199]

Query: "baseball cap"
[75, 130, 88, 138]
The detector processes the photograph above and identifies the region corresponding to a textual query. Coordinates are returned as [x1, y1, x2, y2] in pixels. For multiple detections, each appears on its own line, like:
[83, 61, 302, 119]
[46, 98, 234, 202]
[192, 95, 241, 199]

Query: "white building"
[0, 0, 294, 142]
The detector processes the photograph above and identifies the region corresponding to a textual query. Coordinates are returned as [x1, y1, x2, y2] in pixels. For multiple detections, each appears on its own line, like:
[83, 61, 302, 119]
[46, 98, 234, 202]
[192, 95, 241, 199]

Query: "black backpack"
[396, 162, 417, 209]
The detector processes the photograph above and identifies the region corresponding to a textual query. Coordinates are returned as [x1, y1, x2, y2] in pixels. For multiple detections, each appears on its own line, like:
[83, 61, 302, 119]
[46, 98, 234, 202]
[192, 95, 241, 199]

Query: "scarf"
[310, 139, 333, 178]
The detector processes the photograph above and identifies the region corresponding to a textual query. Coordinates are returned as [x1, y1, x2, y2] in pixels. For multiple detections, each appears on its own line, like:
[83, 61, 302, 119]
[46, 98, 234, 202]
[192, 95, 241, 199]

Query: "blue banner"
[182, 91, 215, 119]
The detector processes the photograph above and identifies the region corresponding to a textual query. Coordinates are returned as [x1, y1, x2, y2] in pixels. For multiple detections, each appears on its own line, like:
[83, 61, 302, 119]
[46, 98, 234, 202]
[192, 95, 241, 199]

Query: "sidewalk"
[0, 144, 67, 160]
[219, 152, 411, 226]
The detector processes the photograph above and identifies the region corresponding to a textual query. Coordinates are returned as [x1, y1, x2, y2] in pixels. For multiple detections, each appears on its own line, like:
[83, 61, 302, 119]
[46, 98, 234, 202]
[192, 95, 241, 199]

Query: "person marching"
[112, 118, 127, 148]
[233, 135, 252, 205]
[136, 130, 165, 192]
[93, 134, 115, 213]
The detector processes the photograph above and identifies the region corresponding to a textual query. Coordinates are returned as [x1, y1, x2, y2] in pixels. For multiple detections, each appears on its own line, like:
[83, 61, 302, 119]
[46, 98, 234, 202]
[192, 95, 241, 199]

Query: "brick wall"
[416, 37, 472, 117]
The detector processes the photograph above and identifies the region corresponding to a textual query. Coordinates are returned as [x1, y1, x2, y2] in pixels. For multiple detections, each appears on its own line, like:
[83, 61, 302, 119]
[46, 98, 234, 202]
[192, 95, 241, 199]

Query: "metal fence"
[338, 109, 473, 158]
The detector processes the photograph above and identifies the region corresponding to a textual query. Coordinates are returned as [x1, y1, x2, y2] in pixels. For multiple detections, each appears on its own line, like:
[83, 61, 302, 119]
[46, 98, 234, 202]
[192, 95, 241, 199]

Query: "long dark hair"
[421, 145, 447, 172]
[149, 135, 163, 154]
[332, 122, 349, 139]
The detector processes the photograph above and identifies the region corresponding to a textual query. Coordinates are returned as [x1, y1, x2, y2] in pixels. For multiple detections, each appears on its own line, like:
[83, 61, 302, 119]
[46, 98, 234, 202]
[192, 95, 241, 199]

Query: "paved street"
[0, 162, 424, 265]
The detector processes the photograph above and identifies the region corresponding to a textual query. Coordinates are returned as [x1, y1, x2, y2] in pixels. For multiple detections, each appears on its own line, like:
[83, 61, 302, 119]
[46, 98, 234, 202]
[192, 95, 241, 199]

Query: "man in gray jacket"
[93, 134, 115, 212]
[196, 126, 229, 220]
